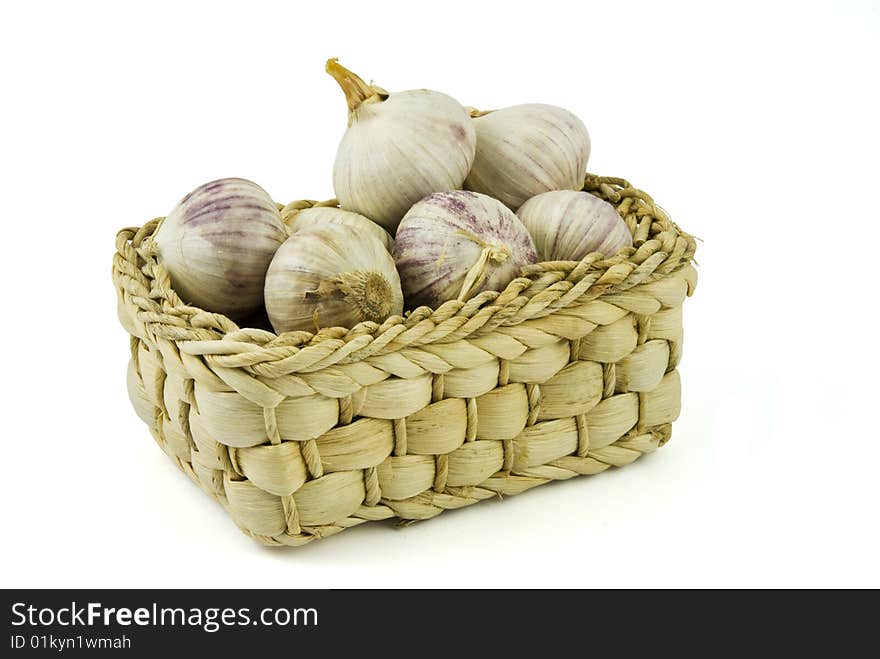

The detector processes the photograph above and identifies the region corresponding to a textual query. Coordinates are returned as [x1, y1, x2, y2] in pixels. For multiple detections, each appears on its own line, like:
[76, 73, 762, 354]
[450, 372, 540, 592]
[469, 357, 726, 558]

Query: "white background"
[1, 0, 878, 588]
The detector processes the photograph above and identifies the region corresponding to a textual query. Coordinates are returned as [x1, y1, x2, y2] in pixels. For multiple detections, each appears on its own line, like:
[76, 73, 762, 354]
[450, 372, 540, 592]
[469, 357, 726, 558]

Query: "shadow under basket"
[112, 174, 698, 547]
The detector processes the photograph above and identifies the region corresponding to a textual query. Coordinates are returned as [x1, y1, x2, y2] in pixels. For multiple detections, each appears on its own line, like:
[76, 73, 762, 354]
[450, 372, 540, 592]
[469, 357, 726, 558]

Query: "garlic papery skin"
[464, 104, 591, 210]
[264, 223, 403, 333]
[327, 59, 476, 234]
[154, 177, 286, 319]
[283, 206, 394, 252]
[394, 190, 538, 309]
[516, 190, 633, 261]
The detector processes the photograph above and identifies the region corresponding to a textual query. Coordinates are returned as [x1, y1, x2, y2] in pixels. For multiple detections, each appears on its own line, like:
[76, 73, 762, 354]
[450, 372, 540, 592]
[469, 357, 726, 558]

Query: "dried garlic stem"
[326, 58, 382, 118]
[457, 245, 510, 302]
[466, 107, 493, 118]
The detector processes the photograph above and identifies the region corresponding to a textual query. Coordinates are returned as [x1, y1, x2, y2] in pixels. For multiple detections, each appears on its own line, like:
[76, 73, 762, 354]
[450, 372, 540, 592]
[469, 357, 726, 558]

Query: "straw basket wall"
[112, 174, 698, 546]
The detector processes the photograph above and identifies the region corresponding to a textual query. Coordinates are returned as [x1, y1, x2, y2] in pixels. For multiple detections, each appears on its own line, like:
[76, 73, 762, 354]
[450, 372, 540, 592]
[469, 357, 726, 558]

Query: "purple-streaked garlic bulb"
[264, 223, 403, 333]
[284, 206, 394, 252]
[394, 190, 538, 309]
[327, 59, 476, 234]
[154, 178, 286, 319]
[464, 104, 590, 210]
[516, 190, 633, 261]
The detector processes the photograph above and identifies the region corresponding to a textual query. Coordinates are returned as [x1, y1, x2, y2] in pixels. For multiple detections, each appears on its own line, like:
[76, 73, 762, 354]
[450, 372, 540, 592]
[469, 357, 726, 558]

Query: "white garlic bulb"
[284, 206, 394, 252]
[517, 190, 633, 261]
[155, 178, 286, 319]
[327, 59, 476, 234]
[264, 223, 403, 333]
[465, 104, 591, 210]
[394, 191, 538, 309]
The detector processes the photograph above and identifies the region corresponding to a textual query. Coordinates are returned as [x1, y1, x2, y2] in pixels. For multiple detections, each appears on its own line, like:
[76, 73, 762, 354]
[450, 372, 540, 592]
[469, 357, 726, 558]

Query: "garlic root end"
[309, 270, 395, 323]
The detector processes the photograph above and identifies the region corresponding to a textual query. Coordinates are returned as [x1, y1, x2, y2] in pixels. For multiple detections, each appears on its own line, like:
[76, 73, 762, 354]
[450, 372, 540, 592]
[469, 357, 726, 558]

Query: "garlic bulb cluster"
[465, 104, 591, 210]
[517, 190, 632, 261]
[150, 61, 636, 337]
[265, 223, 403, 333]
[154, 178, 286, 319]
[394, 191, 538, 309]
[285, 206, 394, 252]
[328, 59, 476, 234]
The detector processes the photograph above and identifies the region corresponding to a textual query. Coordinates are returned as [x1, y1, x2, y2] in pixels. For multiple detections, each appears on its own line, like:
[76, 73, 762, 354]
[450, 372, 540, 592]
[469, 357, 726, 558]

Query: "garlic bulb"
[464, 104, 591, 210]
[394, 190, 538, 309]
[327, 59, 476, 234]
[284, 206, 394, 252]
[517, 190, 633, 261]
[265, 223, 403, 333]
[155, 177, 286, 319]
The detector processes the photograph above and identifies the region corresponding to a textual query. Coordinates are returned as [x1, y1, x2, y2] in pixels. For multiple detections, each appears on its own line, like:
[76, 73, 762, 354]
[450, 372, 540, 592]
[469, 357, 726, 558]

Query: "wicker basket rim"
[112, 174, 697, 360]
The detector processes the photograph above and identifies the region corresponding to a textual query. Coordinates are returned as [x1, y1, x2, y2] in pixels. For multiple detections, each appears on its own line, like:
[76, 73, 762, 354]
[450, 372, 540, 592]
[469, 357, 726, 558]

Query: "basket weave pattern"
[113, 175, 697, 546]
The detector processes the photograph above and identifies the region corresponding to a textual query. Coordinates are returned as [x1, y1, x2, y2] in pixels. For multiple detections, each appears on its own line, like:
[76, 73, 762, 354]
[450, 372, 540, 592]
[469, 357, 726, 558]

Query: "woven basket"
[112, 174, 697, 547]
